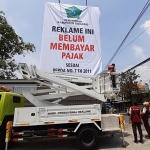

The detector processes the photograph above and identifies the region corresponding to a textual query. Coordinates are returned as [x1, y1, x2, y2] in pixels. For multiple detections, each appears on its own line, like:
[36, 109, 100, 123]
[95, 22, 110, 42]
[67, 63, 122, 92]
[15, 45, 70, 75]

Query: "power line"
[117, 49, 150, 72]
[114, 25, 150, 59]
[104, 0, 150, 70]
[123, 57, 150, 73]
[127, 50, 150, 66]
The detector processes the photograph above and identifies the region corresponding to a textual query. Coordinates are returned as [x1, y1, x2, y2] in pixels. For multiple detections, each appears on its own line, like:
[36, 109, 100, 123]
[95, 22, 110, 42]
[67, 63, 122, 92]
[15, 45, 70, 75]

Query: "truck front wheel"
[77, 127, 99, 150]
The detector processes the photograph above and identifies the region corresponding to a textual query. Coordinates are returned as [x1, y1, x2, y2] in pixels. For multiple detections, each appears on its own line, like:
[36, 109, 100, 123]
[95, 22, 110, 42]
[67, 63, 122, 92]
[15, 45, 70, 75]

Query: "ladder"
[18, 63, 120, 106]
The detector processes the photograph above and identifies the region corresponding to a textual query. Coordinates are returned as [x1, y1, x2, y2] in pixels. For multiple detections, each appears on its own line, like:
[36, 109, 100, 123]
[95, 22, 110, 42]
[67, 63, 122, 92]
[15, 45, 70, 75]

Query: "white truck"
[6, 63, 123, 150]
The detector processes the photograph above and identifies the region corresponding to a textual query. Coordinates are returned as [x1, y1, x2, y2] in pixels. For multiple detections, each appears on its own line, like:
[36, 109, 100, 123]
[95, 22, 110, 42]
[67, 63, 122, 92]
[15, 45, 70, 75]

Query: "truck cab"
[0, 92, 24, 126]
[0, 91, 24, 149]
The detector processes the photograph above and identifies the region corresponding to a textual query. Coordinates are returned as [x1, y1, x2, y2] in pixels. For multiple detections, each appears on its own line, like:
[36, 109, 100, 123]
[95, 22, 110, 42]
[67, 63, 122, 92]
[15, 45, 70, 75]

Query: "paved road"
[7, 114, 150, 150]
[7, 133, 126, 150]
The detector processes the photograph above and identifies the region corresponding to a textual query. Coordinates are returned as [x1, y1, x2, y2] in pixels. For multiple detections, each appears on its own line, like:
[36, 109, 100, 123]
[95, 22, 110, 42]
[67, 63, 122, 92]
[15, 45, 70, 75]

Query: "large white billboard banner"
[40, 2, 102, 76]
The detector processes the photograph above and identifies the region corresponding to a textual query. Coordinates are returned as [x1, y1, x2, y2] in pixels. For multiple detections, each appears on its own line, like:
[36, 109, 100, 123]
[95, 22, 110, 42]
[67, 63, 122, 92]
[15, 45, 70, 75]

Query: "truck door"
[7, 94, 24, 115]
[0, 94, 2, 123]
[0, 94, 1, 108]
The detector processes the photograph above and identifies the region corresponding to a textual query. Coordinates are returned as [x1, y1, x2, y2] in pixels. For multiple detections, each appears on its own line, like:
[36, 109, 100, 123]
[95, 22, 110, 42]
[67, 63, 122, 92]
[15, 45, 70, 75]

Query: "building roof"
[0, 79, 37, 84]
[137, 84, 145, 89]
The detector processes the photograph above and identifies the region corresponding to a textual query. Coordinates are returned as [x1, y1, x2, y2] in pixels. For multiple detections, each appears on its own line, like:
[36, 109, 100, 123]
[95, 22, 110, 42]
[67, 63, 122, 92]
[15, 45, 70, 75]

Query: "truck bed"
[13, 104, 121, 132]
[13, 104, 101, 126]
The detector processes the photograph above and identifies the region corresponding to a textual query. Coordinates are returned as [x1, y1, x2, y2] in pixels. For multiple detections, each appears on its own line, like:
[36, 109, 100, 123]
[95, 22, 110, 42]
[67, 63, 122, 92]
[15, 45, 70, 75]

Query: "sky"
[1, 0, 150, 84]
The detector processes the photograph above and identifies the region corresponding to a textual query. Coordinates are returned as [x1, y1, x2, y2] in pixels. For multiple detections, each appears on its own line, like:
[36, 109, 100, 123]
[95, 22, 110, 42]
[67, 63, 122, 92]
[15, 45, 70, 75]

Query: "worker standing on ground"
[129, 102, 143, 143]
[141, 101, 150, 139]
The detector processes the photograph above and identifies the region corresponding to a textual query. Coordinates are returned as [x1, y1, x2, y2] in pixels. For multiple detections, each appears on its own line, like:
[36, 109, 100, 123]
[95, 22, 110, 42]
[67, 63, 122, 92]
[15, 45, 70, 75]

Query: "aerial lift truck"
[1, 63, 125, 150]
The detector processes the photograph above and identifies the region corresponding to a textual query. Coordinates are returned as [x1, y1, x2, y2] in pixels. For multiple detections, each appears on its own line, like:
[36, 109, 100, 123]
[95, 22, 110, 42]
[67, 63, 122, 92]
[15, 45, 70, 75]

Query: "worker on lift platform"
[108, 63, 116, 88]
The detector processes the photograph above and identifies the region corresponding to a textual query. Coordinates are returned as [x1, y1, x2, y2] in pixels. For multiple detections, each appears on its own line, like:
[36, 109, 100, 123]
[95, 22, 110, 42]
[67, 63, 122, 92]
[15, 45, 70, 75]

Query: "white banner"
[40, 2, 102, 76]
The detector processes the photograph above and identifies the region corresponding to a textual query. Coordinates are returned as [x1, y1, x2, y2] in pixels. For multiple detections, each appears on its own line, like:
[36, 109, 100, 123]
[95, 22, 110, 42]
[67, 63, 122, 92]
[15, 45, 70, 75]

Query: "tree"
[0, 11, 35, 79]
[119, 70, 140, 103]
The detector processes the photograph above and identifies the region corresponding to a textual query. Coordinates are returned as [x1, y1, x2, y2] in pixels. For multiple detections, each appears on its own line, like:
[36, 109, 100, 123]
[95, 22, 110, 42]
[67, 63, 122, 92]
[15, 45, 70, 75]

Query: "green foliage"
[0, 11, 35, 79]
[119, 70, 140, 102]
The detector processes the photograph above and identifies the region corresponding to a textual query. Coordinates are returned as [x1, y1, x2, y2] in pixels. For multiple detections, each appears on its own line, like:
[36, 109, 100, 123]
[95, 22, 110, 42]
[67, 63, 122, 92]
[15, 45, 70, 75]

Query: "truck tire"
[77, 127, 99, 150]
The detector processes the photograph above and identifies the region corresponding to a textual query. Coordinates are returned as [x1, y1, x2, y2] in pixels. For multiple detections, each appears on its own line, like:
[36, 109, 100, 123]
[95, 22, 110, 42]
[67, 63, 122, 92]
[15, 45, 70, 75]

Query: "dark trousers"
[132, 122, 143, 140]
[111, 75, 116, 88]
[143, 120, 150, 136]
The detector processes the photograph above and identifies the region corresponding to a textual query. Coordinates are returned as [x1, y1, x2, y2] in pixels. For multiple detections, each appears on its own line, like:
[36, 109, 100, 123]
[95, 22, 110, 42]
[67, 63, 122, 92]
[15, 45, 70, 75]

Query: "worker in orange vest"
[129, 101, 143, 143]
[141, 101, 150, 139]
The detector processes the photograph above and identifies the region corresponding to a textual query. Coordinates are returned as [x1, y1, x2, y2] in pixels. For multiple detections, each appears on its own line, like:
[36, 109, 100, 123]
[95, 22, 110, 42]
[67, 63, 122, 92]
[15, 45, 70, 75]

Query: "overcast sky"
[1, 0, 150, 83]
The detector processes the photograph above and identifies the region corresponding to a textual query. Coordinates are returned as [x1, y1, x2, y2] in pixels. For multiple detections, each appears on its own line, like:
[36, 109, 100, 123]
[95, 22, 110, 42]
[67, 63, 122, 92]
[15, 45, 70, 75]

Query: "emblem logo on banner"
[65, 6, 82, 18]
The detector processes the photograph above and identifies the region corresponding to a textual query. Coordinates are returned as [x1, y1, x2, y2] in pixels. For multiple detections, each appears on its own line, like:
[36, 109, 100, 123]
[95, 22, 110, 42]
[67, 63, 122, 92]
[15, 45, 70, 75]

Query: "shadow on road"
[9, 138, 78, 150]
[96, 132, 130, 149]
[8, 131, 130, 150]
